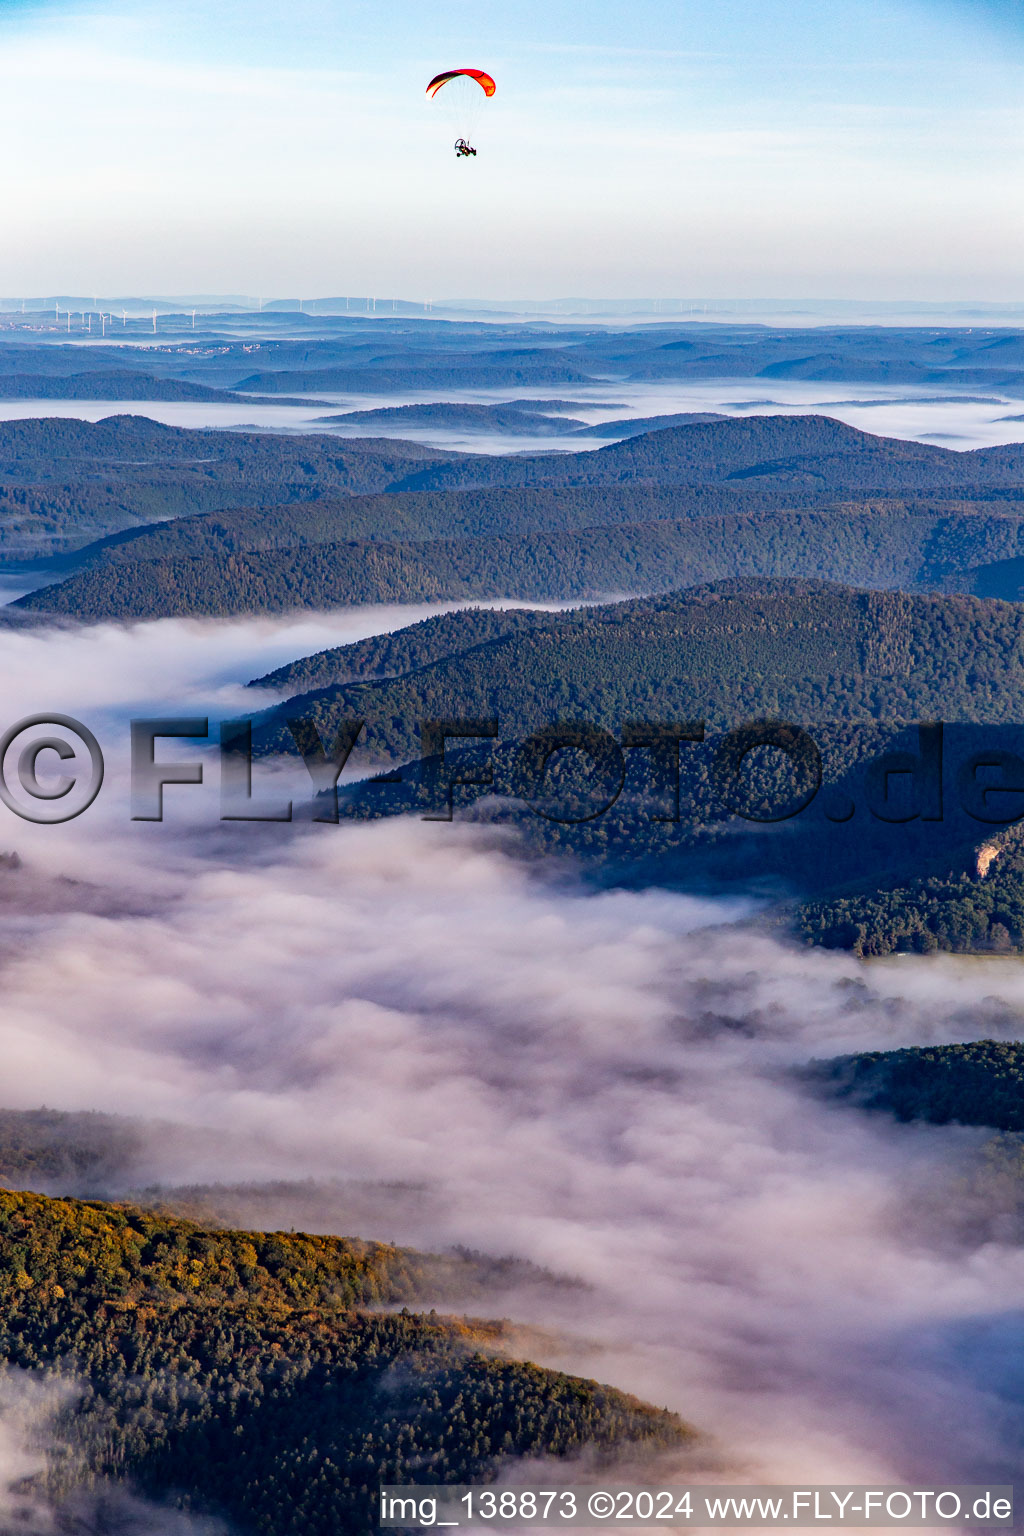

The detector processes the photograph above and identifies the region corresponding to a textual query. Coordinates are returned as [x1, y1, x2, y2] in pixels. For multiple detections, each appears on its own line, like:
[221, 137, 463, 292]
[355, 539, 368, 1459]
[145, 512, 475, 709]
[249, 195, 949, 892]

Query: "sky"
[0, 0, 1020, 298]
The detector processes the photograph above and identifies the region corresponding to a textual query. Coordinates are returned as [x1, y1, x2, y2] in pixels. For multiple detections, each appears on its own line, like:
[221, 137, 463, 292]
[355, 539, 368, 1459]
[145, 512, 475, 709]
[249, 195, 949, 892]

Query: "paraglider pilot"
[455, 138, 477, 157]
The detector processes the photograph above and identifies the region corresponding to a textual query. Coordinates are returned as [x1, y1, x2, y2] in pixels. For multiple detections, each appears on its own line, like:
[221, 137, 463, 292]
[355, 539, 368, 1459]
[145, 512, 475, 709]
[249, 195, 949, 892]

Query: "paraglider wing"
[425, 68, 496, 98]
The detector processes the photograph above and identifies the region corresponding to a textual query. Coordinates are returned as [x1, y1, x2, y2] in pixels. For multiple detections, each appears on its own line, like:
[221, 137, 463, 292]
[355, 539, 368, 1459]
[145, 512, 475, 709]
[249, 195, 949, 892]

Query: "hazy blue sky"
[0, 0, 1020, 297]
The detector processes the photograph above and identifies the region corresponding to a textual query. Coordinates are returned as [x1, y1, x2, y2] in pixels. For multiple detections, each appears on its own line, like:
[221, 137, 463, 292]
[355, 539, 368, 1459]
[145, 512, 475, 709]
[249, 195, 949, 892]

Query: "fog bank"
[0, 608, 1021, 1495]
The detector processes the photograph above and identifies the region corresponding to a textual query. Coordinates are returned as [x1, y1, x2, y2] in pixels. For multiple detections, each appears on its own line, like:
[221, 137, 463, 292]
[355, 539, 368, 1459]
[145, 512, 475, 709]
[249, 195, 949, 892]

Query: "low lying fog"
[1, 380, 1023, 454]
[0, 607, 1021, 1496]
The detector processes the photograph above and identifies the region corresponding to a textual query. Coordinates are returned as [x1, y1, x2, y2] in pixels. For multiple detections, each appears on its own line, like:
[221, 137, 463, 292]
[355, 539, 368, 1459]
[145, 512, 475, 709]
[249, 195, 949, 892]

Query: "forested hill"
[388, 414, 1024, 495]
[318, 400, 590, 435]
[28, 495, 1024, 621]
[0, 413, 830, 562]
[0, 372, 252, 402]
[10, 317, 1024, 398]
[17, 410, 1024, 607]
[250, 606, 564, 693]
[247, 580, 1024, 961]
[191, 320, 1024, 395]
[235, 350, 595, 392]
[0, 410, 999, 488]
[247, 576, 1024, 964]
[0, 415, 453, 478]
[315, 402, 729, 438]
[49, 484, 817, 567]
[805, 1041, 1024, 1132]
[252, 579, 1024, 764]
[0, 416, 460, 560]
[0, 1188, 691, 1534]
[253, 578, 1024, 710]
[20, 512, 949, 619]
[9, 409, 1024, 569]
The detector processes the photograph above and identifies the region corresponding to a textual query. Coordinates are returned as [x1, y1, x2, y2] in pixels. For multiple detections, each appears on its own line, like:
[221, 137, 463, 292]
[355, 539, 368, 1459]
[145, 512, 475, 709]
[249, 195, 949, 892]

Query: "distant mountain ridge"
[17, 412, 1024, 612]
[0, 371, 251, 402]
[0, 409, 1000, 493]
[8, 319, 1024, 397]
[387, 414, 1024, 494]
[0, 415, 460, 559]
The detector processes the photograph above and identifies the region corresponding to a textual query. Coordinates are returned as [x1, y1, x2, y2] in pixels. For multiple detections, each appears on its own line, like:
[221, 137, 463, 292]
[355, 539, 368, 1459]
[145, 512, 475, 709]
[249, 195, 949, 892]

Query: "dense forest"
[234, 352, 596, 392]
[34, 483, 859, 584]
[795, 831, 1024, 956]
[17, 409, 1024, 611]
[250, 606, 562, 692]
[319, 400, 591, 434]
[29, 501, 1024, 621]
[0, 511, 925, 616]
[316, 403, 728, 439]
[0, 372, 249, 402]
[0, 416, 442, 479]
[238, 581, 1024, 954]
[373, 413, 1024, 496]
[251, 581, 1024, 760]
[11, 410, 1024, 569]
[0, 1189, 691, 1534]
[0, 417, 458, 558]
[806, 1040, 1024, 1130]
[20, 515, 946, 618]
[45, 482, 826, 567]
[0, 1107, 145, 1191]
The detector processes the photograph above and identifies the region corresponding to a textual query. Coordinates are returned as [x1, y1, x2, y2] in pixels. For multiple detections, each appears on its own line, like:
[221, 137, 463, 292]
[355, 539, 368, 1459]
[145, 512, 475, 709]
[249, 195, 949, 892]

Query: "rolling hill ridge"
[0, 1187, 691, 1535]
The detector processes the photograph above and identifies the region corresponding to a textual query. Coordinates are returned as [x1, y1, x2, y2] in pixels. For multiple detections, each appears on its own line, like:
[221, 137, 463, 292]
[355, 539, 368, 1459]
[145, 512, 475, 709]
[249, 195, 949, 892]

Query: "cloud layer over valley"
[0, 609, 1023, 1496]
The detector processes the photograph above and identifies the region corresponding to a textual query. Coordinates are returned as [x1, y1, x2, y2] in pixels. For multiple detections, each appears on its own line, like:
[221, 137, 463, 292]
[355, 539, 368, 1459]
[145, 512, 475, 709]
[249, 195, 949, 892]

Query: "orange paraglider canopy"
[426, 68, 496, 98]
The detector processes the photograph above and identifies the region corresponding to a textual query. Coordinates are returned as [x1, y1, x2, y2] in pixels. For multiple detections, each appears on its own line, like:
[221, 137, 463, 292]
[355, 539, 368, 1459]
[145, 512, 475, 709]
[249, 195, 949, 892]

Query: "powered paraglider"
[426, 68, 495, 158]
